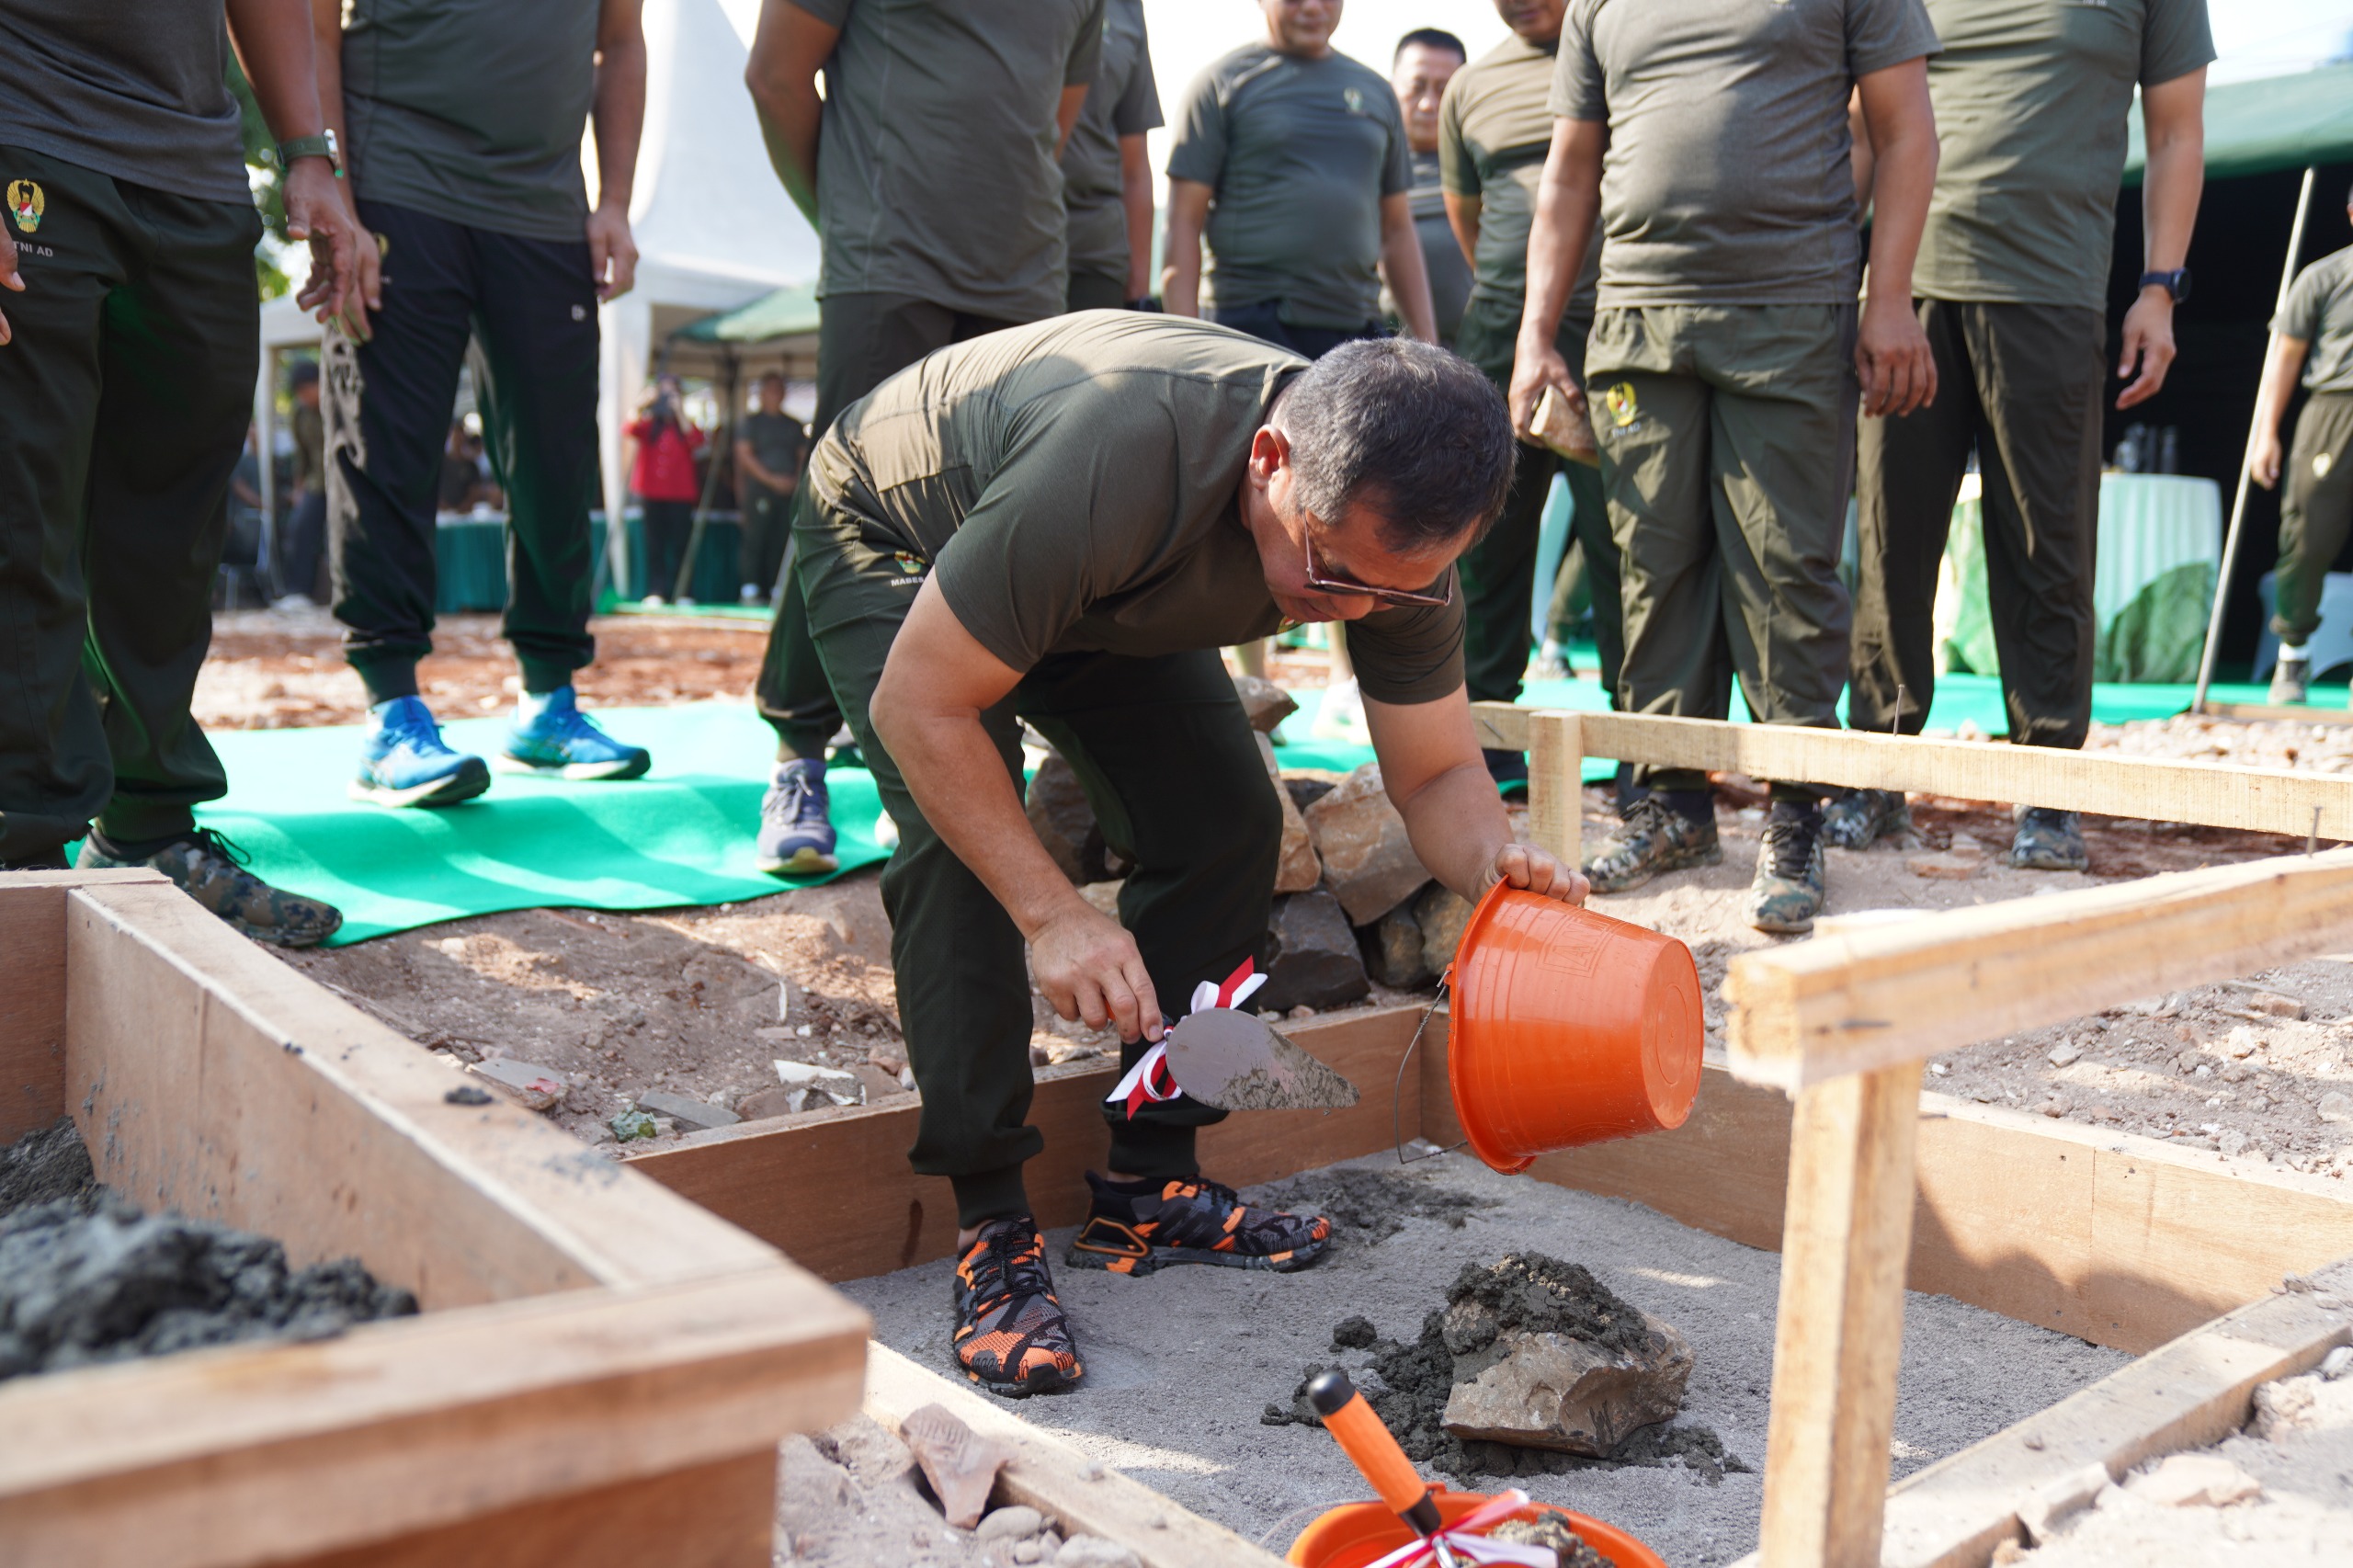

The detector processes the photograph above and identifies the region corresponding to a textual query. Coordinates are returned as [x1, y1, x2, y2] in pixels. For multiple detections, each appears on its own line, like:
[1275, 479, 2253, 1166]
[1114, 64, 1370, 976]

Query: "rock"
[1304, 765, 1431, 924]
[634, 1089, 740, 1131]
[1233, 675, 1298, 733]
[1258, 890, 1370, 1013]
[1333, 1314, 1378, 1349]
[2017, 1461, 2112, 1544]
[898, 1403, 1006, 1529]
[854, 1063, 906, 1101]
[469, 1056, 564, 1112]
[2254, 1377, 2319, 1438]
[609, 1108, 659, 1141]
[1054, 1539, 1142, 1568]
[2321, 1092, 2353, 1124]
[1359, 897, 1435, 988]
[1026, 750, 1116, 885]
[1415, 881, 1476, 974]
[975, 1505, 1045, 1544]
[2219, 1129, 2251, 1158]
[869, 1039, 909, 1076]
[2243, 990, 2306, 1019]
[2047, 1041, 2082, 1068]
[1257, 733, 1323, 894]
[2223, 1026, 2263, 1059]
[1906, 852, 1980, 881]
[2130, 1453, 2262, 1507]
[775, 1059, 863, 1105]
[1440, 1269, 1694, 1456]
[2321, 1346, 2353, 1381]
[1284, 775, 1337, 813]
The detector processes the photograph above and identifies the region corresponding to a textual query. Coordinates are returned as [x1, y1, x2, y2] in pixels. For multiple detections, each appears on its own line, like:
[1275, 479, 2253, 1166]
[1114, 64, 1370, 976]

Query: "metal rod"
[2193, 165, 2317, 714]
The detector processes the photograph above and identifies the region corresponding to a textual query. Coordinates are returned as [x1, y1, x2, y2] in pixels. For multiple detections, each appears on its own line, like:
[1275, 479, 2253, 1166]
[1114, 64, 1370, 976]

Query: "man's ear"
[1246, 425, 1290, 492]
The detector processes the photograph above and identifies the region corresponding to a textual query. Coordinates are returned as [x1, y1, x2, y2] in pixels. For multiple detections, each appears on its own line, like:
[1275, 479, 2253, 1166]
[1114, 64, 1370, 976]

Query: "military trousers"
[1587, 303, 1858, 796]
[0, 146, 257, 861]
[1851, 300, 2106, 749]
[2271, 392, 2353, 647]
[793, 492, 1281, 1229]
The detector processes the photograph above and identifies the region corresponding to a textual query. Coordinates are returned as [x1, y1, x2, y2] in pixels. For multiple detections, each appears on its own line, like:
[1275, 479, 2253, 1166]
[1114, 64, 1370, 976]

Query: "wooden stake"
[1759, 1062, 1925, 1568]
[1527, 709, 1584, 870]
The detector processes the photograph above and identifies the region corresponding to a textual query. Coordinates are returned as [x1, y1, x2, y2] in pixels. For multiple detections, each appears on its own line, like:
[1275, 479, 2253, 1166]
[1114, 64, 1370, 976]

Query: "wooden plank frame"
[0, 873, 870, 1568]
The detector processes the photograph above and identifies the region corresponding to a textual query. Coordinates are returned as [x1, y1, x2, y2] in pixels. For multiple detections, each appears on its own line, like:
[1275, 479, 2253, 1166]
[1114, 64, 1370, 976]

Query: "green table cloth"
[433, 511, 746, 613]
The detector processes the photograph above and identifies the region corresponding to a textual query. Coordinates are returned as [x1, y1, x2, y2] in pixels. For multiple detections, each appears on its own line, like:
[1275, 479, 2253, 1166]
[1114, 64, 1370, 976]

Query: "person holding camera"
[626, 374, 706, 605]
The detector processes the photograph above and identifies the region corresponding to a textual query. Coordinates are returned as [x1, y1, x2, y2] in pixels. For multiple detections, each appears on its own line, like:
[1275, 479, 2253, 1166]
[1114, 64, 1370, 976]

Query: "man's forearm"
[1162, 218, 1204, 317]
[227, 0, 328, 143]
[591, 10, 647, 212]
[1379, 201, 1438, 343]
[1119, 136, 1155, 299]
[305, 0, 348, 196]
[1442, 192, 1481, 270]
[1860, 119, 1931, 308]
[1518, 128, 1601, 350]
[2141, 133, 2202, 273]
[1394, 764, 1514, 904]
[2255, 338, 2309, 439]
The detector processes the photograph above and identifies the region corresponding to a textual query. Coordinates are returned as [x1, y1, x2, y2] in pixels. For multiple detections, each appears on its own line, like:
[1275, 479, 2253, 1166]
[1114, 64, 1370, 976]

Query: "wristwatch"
[2138, 267, 2190, 304]
[275, 129, 344, 178]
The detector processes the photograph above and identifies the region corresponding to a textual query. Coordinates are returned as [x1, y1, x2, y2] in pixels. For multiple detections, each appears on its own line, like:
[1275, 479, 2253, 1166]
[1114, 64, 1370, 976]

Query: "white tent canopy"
[255, 0, 819, 595]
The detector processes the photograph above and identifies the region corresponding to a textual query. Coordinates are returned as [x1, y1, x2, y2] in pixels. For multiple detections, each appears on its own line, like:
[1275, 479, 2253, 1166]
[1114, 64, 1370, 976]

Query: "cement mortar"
[0, 1118, 96, 1219]
[1489, 1508, 1617, 1568]
[841, 1151, 2130, 1567]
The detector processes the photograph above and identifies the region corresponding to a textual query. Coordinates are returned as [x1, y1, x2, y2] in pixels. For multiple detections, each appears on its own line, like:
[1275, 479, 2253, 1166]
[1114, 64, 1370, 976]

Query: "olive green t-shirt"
[1383, 149, 1472, 348]
[803, 0, 1103, 322]
[1063, 0, 1163, 286]
[1551, 0, 1939, 306]
[2280, 246, 2353, 398]
[1167, 45, 1415, 330]
[1911, 0, 2215, 309]
[1438, 33, 1598, 319]
[810, 313, 1464, 701]
[0, 0, 248, 204]
[340, 0, 598, 242]
[740, 411, 807, 499]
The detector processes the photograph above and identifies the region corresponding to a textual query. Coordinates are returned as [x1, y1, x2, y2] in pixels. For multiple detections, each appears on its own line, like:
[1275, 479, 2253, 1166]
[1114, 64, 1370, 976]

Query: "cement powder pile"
[0, 1119, 418, 1381]
[843, 1151, 2130, 1566]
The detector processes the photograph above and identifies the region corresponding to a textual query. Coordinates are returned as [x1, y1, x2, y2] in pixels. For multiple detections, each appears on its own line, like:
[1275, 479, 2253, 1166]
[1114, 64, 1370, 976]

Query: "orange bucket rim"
[1283, 1489, 1669, 1568]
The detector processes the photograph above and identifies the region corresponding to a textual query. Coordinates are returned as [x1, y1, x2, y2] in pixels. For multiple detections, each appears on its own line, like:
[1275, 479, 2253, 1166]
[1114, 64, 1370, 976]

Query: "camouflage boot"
[1750, 801, 1827, 935]
[1819, 787, 1910, 849]
[2009, 807, 2088, 872]
[77, 828, 343, 948]
[1582, 795, 1722, 893]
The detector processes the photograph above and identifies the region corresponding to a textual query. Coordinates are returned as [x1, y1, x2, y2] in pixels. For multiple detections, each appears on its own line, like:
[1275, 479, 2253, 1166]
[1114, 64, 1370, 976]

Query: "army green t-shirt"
[1438, 32, 1597, 318]
[739, 411, 806, 498]
[1167, 45, 1415, 330]
[341, 0, 599, 242]
[1384, 149, 1472, 347]
[1911, 0, 2214, 309]
[804, 0, 1103, 323]
[810, 313, 1464, 701]
[1552, 0, 1939, 306]
[0, 0, 248, 204]
[1063, 0, 1163, 286]
[2280, 246, 2353, 398]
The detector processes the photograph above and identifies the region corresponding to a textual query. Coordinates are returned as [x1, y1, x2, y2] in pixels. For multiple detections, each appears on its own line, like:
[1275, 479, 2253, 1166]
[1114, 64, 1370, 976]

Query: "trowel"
[1162, 1007, 1358, 1111]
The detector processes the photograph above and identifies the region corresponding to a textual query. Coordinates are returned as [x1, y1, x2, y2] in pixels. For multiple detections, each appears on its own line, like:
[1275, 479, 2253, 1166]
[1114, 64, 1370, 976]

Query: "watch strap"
[277, 131, 343, 176]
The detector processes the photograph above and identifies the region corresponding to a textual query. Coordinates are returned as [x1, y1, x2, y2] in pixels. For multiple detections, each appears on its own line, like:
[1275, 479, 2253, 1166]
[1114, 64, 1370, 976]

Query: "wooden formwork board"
[0, 872, 870, 1568]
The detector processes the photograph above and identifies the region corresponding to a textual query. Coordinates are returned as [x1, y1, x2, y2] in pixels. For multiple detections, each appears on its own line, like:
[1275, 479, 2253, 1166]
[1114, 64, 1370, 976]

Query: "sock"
[1657, 788, 1713, 825]
[2282, 642, 2308, 660]
[91, 827, 188, 859]
[355, 660, 420, 704]
[518, 659, 574, 697]
[1768, 797, 1821, 824]
[516, 686, 571, 723]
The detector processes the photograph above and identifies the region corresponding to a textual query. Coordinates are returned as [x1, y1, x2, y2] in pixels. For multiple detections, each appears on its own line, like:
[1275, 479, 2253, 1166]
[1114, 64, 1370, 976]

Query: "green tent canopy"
[674, 281, 822, 345]
[2125, 62, 2353, 184]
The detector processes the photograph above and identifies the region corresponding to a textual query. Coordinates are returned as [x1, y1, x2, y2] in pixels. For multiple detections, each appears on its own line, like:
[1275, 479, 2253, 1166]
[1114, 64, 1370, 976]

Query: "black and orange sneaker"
[1064, 1172, 1333, 1277]
[950, 1216, 1083, 1397]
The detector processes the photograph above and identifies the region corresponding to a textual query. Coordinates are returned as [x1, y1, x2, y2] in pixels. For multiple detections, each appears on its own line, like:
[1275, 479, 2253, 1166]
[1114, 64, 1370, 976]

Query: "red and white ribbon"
[1104, 958, 1269, 1119]
[1359, 1492, 1560, 1568]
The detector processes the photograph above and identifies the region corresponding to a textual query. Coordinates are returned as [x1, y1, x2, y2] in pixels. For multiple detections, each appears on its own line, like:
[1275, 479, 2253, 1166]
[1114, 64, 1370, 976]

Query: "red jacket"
[627, 415, 706, 503]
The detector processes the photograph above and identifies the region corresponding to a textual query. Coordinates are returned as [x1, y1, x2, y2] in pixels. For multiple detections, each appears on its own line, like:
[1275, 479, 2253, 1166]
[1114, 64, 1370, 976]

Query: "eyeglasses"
[1301, 529, 1454, 609]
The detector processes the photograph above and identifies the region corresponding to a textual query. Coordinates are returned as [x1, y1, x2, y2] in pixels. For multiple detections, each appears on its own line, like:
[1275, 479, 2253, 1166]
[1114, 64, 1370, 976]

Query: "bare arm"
[745, 0, 840, 227]
[1056, 83, 1088, 157]
[1509, 118, 1605, 435]
[1853, 58, 1938, 418]
[1362, 690, 1585, 904]
[1442, 191, 1481, 271]
[1846, 87, 1876, 212]
[586, 0, 645, 301]
[1119, 132, 1155, 300]
[1161, 177, 1212, 318]
[2118, 68, 2206, 410]
[1378, 191, 1438, 343]
[229, 0, 369, 324]
[2249, 335, 2311, 491]
[872, 582, 1164, 1042]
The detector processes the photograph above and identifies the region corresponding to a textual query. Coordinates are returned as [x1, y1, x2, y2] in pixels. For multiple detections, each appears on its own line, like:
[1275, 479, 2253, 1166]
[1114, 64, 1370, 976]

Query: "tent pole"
[2193, 165, 2317, 714]
[674, 347, 737, 601]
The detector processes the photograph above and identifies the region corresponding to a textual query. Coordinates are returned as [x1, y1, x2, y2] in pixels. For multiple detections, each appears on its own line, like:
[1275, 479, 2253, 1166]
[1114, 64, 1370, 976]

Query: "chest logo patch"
[890, 551, 928, 585]
[7, 180, 43, 234]
[1343, 86, 1366, 115]
[1604, 382, 1641, 428]
[2319, 452, 2335, 481]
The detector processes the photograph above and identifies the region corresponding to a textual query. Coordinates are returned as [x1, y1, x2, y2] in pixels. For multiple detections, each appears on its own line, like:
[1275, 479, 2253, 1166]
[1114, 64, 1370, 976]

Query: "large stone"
[634, 1089, 740, 1131]
[1257, 733, 1323, 894]
[1441, 1298, 1694, 1457]
[1026, 749, 1115, 885]
[1414, 882, 1476, 976]
[1233, 675, 1299, 734]
[1360, 893, 1435, 988]
[899, 1403, 1007, 1529]
[1304, 764, 1431, 925]
[1258, 889, 1370, 1013]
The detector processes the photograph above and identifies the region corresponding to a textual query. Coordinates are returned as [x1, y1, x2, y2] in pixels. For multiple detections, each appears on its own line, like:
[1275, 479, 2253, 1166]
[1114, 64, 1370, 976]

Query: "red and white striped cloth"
[1103, 957, 1269, 1119]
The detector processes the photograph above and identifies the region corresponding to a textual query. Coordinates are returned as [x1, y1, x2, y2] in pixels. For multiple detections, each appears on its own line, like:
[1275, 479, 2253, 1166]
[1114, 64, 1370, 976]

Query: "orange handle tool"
[1308, 1369, 1442, 1537]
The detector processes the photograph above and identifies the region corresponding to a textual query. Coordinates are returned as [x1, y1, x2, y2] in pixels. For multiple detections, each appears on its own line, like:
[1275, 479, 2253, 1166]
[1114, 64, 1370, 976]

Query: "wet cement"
[1490, 1508, 1617, 1568]
[0, 1119, 417, 1381]
[842, 1150, 2132, 1566]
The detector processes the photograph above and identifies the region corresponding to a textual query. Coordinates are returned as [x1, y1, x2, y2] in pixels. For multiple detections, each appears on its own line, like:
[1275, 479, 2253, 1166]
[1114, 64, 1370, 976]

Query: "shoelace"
[180, 828, 270, 895]
[768, 770, 829, 825]
[1762, 812, 1822, 879]
[968, 1222, 1053, 1309]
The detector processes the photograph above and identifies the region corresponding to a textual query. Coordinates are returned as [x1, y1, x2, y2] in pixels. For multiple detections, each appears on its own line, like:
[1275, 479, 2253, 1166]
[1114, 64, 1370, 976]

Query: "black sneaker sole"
[954, 1353, 1084, 1398]
[1064, 1220, 1330, 1278]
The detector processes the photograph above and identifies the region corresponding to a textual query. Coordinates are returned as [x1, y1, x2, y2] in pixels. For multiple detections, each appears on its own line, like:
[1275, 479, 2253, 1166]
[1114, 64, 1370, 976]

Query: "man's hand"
[2251, 425, 2285, 491]
[1855, 295, 1935, 417]
[1028, 901, 1163, 1044]
[2115, 290, 2177, 410]
[1507, 336, 1576, 439]
[284, 157, 375, 332]
[0, 225, 20, 347]
[587, 200, 639, 301]
[1489, 842, 1588, 904]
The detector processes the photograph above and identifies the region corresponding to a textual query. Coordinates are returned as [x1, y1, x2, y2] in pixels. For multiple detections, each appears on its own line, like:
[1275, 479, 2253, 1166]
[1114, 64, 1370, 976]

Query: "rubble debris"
[1256, 735, 1324, 894]
[0, 1118, 95, 1220]
[1439, 1256, 1694, 1456]
[1233, 675, 1299, 734]
[468, 1055, 566, 1111]
[609, 1109, 659, 1141]
[901, 1403, 1009, 1529]
[1361, 896, 1436, 987]
[633, 1089, 740, 1132]
[1259, 889, 1371, 1012]
[1255, 1167, 1495, 1246]
[2130, 1453, 2263, 1507]
[1486, 1509, 1618, 1568]
[1305, 765, 1432, 924]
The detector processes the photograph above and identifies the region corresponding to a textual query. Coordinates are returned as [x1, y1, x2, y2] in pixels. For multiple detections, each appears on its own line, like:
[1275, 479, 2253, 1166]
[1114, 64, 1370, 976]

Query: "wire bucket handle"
[1392, 968, 1467, 1165]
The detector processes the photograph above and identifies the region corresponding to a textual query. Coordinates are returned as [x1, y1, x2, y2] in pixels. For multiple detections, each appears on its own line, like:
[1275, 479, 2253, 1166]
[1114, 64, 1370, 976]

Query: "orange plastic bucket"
[1446, 881, 1702, 1174]
[1285, 1489, 1667, 1568]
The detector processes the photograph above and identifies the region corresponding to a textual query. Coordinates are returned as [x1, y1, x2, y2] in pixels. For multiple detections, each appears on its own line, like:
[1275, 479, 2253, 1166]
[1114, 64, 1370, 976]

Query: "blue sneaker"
[756, 758, 837, 875]
[495, 687, 652, 780]
[351, 697, 492, 808]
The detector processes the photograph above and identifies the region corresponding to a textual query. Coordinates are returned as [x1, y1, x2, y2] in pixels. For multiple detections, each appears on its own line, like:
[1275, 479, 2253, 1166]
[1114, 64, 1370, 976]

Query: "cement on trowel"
[841, 1151, 2130, 1568]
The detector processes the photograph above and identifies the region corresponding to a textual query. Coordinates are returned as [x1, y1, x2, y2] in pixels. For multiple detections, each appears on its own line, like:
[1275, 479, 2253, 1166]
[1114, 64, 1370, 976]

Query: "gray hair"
[1276, 337, 1516, 551]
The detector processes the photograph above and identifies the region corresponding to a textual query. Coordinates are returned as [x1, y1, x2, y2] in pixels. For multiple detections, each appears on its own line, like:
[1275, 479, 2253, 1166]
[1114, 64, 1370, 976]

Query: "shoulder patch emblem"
[1604, 382, 1641, 427]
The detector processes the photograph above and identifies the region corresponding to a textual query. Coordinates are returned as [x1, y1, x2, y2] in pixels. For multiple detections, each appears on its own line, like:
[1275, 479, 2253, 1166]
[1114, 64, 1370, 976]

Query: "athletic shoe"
[950, 1215, 1083, 1396]
[1820, 787, 1911, 850]
[2271, 652, 2311, 706]
[2010, 806, 2089, 872]
[77, 828, 342, 948]
[1064, 1171, 1333, 1277]
[1483, 747, 1529, 801]
[1750, 801, 1827, 935]
[3, 847, 70, 871]
[495, 687, 652, 780]
[1582, 794, 1721, 893]
[351, 697, 492, 808]
[756, 758, 837, 875]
